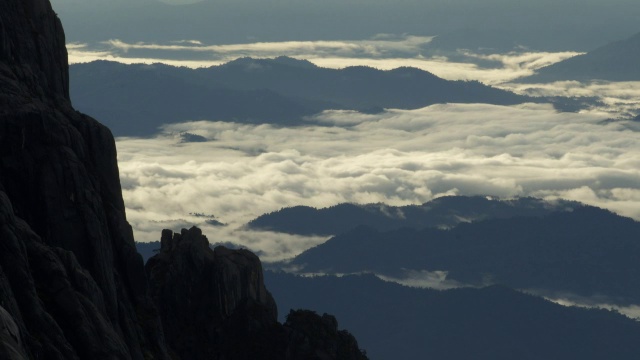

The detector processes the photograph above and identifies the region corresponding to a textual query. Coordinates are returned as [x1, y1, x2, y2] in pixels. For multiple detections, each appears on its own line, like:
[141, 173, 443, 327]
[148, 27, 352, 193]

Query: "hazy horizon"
[52, 0, 639, 52]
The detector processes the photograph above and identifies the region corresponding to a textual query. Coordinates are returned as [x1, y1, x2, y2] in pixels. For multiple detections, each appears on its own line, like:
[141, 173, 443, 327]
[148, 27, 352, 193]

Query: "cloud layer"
[67, 37, 581, 85]
[116, 103, 640, 260]
[500, 80, 640, 117]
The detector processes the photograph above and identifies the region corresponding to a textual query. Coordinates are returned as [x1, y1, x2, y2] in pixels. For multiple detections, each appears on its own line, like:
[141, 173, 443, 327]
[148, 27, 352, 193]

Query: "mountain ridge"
[265, 271, 640, 360]
[70, 58, 538, 136]
[285, 204, 640, 304]
[246, 196, 581, 236]
[522, 31, 640, 82]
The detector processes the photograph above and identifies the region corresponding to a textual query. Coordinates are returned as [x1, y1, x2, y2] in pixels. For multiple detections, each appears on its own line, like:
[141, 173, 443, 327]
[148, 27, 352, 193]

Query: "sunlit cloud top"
[116, 103, 640, 259]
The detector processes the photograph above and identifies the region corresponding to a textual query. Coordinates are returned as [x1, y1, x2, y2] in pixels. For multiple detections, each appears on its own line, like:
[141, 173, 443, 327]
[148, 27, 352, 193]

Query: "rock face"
[146, 227, 277, 359]
[0, 0, 168, 358]
[0, 1, 367, 359]
[146, 227, 368, 360]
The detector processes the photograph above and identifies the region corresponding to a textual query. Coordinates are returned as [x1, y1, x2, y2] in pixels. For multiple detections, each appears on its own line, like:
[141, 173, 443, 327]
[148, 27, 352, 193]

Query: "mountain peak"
[272, 56, 317, 68]
[223, 56, 317, 70]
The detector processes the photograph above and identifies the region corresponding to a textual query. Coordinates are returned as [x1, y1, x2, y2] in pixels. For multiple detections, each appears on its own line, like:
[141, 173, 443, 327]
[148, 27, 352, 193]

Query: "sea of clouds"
[64, 35, 640, 262]
[66, 33, 640, 316]
[117, 103, 640, 261]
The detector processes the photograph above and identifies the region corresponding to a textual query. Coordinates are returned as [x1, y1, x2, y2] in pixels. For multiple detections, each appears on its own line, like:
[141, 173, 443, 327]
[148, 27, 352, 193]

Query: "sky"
[52, 0, 640, 52]
[51, 0, 640, 264]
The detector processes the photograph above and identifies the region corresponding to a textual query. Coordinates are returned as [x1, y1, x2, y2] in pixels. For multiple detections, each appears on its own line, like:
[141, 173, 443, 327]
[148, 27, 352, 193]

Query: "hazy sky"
[52, 0, 640, 52]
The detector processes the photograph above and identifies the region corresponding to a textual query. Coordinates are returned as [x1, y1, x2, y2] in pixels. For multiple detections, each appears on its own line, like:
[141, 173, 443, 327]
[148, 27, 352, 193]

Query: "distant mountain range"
[71, 58, 583, 136]
[266, 271, 640, 360]
[70, 60, 334, 136]
[246, 196, 580, 236]
[523, 31, 640, 82]
[285, 204, 640, 305]
[194, 57, 527, 109]
[135, 196, 640, 359]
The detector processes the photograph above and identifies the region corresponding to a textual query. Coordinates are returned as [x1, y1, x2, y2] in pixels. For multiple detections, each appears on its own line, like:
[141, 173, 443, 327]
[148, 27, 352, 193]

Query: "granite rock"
[0, 0, 168, 358]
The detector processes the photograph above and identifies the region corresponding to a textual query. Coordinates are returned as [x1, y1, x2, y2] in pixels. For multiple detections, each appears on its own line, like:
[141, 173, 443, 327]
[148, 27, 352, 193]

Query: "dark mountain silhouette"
[70, 60, 335, 136]
[0, 1, 168, 357]
[0, 1, 366, 359]
[135, 240, 245, 264]
[70, 58, 539, 136]
[286, 205, 640, 305]
[246, 196, 581, 235]
[523, 31, 640, 82]
[266, 271, 640, 360]
[200, 57, 528, 109]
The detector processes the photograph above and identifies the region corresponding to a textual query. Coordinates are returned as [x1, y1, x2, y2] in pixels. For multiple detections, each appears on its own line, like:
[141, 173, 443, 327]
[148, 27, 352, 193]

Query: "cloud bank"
[67, 36, 581, 85]
[527, 290, 640, 319]
[500, 80, 640, 117]
[116, 103, 640, 261]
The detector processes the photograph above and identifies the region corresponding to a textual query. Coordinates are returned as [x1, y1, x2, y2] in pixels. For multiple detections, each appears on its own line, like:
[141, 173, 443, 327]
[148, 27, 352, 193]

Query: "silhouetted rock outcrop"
[146, 227, 368, 360]
[146, 227, 277, 359]
[283, 310, 367, 360]
[0, 0, 169, 358]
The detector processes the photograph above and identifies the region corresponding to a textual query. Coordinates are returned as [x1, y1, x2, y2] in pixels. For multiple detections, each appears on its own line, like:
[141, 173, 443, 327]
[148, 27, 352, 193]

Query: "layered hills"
[285, 204, 640, 304]
[266, 272, 640, 360]
[246, 196, 580, 236]
[135, 197, 640, 359]
[70, 58, 535, 136]
[257, 197, 640, 359]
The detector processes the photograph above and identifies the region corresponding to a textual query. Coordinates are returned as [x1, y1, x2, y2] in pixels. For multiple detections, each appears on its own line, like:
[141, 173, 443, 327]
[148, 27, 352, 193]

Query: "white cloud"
[66, 37, 579, 85]
[526, 290, 640, 319]
[101, 35, 434, 57]
[499, 80, 640, 117]
[66, 42, 225, 68]
[376, 270, 473, 290]
[461, 50, 583, 77]
[116, 103, 640, 261]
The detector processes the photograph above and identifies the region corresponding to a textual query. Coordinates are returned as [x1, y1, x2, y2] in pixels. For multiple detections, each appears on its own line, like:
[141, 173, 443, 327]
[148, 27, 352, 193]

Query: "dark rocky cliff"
[0, 0, 169, 358]
[0, 0, 366, 359]
[147, 227, 278, 359]
[146, 227, 367, 360]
